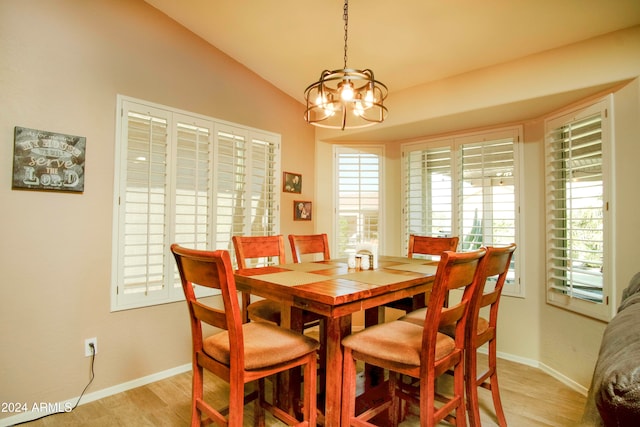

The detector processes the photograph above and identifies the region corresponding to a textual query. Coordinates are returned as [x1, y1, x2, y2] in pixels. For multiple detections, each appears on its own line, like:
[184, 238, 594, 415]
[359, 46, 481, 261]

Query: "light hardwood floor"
[19, 354, 586, 427]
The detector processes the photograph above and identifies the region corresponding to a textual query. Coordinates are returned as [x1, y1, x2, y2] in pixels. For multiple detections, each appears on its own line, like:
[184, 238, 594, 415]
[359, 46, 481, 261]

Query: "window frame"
[544, 96, 613, 321]
[111, 95, 281, 311]
[401, 126, 524, 297]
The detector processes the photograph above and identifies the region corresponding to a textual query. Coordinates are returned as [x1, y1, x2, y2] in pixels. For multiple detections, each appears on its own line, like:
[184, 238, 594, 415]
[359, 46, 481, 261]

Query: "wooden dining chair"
[465, 243, 516, 427]
[341, 248, 486, 427]
[232, 234, 324, 328]
[401, 244, 517, 427]
[288, 233, 330, 263]
[386, 235, 460, 313]
[170, 244, 319, 427]
[288, 233, 330, 394]
[232, 235, 286, 324]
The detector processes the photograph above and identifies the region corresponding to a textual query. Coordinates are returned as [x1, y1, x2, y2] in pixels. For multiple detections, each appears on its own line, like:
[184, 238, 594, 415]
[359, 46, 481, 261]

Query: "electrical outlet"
[84, 337, 98, 357]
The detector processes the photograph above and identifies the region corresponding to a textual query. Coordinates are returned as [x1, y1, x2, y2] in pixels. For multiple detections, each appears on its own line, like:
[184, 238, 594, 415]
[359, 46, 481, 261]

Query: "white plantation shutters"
[404, 144, 453, 239]
[545, 97, 611, 321]
[213, 128, 246, 252]
[212, 125, 279, 260]
[112, 97, 280, 310]
[173, 117, 212, 251]
[247, 134, 278, 236]
[117, 104, 170, 305]
[335, 147, 383, 258]
[458, 135, 516, 252]
[171, 117, 213, 296]
[402, 127, 521, 296]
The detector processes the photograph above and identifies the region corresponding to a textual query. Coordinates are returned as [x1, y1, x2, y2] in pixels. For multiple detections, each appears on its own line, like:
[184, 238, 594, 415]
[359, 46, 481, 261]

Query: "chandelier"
[304, 0, 388, 130]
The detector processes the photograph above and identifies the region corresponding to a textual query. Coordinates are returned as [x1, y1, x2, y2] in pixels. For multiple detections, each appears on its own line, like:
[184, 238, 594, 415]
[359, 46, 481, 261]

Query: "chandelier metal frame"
[303, 0, 388, 130]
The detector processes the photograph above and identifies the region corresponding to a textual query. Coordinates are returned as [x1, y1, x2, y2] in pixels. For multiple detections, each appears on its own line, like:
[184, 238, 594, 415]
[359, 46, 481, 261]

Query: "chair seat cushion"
[341, 320, 455, 369]
[476, 316, 490, 335]
[248, 299, 324, 326]
[400, 307, 426, 325]
[248, 299, 281, 324]
[203, 321, 319, 370]
[400, 308, 489, 337]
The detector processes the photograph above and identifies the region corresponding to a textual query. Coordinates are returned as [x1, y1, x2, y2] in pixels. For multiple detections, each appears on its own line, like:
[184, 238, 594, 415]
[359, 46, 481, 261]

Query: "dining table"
[234, 255, 438, 427]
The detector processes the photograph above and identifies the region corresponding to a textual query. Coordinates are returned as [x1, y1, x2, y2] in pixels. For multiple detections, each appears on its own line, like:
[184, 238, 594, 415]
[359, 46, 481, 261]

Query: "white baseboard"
[538, 361, 589, 396]
[0, 364, 191, 427]
[477, 347, 588, 396]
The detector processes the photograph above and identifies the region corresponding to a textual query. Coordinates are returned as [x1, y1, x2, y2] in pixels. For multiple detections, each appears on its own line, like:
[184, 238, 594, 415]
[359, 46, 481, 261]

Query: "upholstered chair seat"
[246, 300, 281, 325]
[341, 320, 456, 370]
[204, 320, 320, 370]
[402, 308, 490, 337]
[247, 299, 321, 326]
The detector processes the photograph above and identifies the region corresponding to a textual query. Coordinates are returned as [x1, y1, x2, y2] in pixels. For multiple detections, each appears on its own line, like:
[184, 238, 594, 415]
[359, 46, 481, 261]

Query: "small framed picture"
[283, 171, 302, 193]
[294, 200, 312, 221]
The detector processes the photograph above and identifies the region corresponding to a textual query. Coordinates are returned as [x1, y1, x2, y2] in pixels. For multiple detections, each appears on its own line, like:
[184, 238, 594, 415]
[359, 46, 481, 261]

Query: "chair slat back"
[478, 244, 517, 307]
[170, 245, 243, 358]
[422, 248, 486, 362]
[232, 235, 286, 268]
[288, 233, 330, 263]
[408, 235, 459, 259]
[468, 244, 517, 336]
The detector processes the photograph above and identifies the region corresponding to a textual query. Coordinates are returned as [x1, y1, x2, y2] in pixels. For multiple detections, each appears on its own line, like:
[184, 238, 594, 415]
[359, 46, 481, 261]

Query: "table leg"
[277, 305, 304, 413]
[364, 306, 386, 389]
[323, 314, 352, 427]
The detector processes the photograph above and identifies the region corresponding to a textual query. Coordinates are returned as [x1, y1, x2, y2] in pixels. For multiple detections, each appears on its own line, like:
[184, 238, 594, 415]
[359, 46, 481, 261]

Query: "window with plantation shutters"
[212, 125, 280, 264]
[402, 127, 522, 297]
[112, 96, 280, 311]
[545, 97, 612, 321]
[335, 146, 383, 258]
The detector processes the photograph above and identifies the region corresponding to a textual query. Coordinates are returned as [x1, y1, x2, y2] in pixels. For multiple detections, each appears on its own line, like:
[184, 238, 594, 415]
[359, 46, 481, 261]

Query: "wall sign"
[12, 126, 86, 193]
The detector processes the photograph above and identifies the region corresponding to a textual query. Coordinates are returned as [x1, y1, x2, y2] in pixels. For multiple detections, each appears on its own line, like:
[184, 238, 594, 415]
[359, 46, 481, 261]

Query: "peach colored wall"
[0, 0, 314, 421]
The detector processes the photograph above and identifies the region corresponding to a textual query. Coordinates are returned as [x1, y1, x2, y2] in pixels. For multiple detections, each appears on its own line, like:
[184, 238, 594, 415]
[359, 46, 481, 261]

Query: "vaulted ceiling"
[144, 0, 640, 141]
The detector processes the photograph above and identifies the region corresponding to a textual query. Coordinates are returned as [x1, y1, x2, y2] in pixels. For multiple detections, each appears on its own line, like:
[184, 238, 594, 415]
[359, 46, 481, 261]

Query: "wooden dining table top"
[234, 255, 438, 318]
[234, 255, 438, 427]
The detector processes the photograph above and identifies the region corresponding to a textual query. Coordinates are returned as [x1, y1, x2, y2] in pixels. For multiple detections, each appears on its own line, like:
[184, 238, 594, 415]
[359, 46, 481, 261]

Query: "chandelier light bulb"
[365, 89, 374, 108]
[340, 81, 354, 101]
[325, 102, 335, 116]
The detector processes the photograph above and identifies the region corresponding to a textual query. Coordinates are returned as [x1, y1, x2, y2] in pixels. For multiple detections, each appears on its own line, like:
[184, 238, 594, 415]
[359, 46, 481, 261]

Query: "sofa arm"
[594, 300, 640, 426]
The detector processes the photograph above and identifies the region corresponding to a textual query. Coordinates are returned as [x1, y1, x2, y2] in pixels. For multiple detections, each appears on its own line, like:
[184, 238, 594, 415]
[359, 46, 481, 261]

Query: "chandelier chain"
[343, 0, 349, 69]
